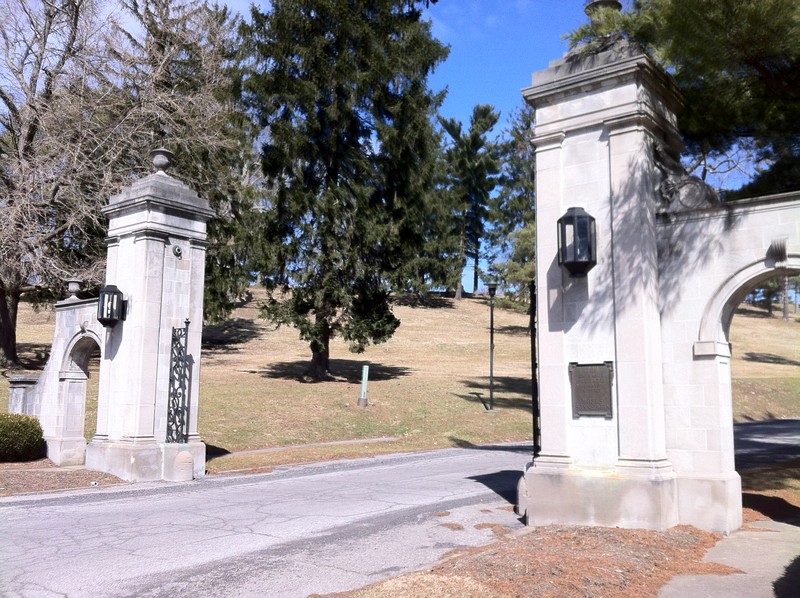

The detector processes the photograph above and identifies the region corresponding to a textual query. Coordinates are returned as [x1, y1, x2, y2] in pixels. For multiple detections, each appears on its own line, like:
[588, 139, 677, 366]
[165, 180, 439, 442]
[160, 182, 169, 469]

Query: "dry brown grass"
[199, 292, 533, 471]
[2, 295, 797, 470]
[730, 304, 800, 421]
[2, 291, 535, 471]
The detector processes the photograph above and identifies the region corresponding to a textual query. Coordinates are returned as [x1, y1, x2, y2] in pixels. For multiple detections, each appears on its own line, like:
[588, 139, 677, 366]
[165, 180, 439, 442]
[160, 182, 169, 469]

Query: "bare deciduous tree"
[0, 0, 249, 365]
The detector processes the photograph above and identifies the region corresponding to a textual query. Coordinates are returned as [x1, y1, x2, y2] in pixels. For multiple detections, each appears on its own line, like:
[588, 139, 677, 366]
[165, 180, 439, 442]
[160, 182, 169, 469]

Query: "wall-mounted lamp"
[97, 284, 127, 328]
[557, 207, 597, 277]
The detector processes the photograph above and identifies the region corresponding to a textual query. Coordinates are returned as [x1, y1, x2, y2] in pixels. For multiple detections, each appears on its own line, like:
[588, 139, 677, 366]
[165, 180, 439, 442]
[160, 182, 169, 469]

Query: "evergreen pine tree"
[243, 0, 447, 378]
[439, 104, 500, 298]
[490, 102, 536, 307]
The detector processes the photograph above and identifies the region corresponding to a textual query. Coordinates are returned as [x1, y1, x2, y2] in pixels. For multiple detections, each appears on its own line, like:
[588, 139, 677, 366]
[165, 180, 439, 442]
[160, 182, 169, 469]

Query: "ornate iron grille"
[167, 319, 191, 443]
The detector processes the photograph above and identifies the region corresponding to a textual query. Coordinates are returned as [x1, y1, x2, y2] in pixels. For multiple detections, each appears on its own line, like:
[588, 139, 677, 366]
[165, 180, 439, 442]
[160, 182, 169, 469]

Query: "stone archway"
[7, 297, 105, 466]
[54, 333, 103, 463]
[8, 153, 213, 481]
[698, 256, 800, 351]
[515, 22, 800, 534]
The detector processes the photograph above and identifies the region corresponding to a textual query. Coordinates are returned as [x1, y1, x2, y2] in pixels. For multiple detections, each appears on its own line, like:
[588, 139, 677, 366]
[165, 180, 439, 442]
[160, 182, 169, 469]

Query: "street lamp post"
[487, 282, 498, 412]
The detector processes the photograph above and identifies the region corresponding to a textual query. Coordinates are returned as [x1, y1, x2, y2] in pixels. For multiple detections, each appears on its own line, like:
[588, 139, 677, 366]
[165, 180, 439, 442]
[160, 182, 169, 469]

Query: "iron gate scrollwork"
[167, 319, 191, 443]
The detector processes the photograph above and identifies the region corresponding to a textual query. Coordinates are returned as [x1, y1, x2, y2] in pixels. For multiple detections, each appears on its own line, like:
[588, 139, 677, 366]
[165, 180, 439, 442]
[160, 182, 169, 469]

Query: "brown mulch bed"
[316, 488, 800, 598]
[317, 524, 738, 598]
[0, 458, 125, 496]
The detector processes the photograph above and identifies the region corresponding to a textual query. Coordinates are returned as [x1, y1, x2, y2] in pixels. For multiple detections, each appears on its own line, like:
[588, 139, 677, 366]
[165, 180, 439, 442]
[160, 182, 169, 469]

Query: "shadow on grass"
[455, 377, 533, 411]
[202, 318, 263, 352]
[735, 306, 774, 318]
[495, 324, 530, 336]
[251, 359, 412, 383]
[205, 444, 232, 463]
[742, 493, 800, 526]
[10, 343, 51, 370]
[391, 294, 456, 309]
[743, 352, 800, 367]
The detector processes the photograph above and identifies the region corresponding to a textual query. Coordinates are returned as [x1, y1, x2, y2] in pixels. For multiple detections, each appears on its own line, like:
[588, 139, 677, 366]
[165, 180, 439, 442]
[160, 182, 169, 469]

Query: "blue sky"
[425, 1, 590, 133]
[226, 1, 597, 133]
[224, 1, 603, 292]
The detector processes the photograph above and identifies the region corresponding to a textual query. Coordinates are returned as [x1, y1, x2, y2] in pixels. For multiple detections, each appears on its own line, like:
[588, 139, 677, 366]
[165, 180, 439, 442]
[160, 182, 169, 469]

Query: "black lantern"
[557, 207, 597, 277]
[97, 284, 127, 328]
[487, 282, 498, 298]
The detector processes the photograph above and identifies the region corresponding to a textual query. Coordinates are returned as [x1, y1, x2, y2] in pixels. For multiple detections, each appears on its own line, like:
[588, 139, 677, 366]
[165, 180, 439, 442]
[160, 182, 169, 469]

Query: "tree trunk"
[307, 317, 331, 380]
[0, 287, 21, 365]
[472, 254, 479, 294]
[455, 280, 463, 300]
[783, 274, 789, 321]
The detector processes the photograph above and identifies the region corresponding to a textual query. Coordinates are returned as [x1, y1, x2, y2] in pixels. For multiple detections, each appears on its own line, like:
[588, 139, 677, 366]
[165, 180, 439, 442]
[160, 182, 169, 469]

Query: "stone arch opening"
[56, 332, 103, 464]
[698, 255, 800, 352]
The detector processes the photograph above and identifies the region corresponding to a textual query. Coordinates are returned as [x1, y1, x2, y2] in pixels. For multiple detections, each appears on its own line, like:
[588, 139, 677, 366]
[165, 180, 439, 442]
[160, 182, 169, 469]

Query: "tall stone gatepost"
[85, 150, 214, 482]
[516, 38, 684, 531]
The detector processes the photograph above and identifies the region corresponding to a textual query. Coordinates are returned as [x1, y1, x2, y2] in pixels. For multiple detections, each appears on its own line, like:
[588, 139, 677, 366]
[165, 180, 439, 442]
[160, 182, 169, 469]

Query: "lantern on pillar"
[557, 207, 597, 277]
[97, 284, 127, 328]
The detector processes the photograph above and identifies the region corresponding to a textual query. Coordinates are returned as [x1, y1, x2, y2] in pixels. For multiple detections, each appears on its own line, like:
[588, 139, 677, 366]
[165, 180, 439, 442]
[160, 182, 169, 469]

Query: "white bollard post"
[358, 365, 369, 408]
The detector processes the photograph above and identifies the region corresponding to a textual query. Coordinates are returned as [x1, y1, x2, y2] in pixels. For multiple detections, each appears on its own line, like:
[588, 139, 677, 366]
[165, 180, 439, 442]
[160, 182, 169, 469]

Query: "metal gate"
[166, 319, 190, 443]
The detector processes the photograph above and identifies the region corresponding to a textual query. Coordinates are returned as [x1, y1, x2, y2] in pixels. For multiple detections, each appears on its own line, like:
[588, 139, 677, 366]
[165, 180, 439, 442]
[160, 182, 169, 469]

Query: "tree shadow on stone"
[743, 352, 800, 367]
[253, 359, 412, 383]
[202, 318, 262, 352]
[455, 377, 533, 411]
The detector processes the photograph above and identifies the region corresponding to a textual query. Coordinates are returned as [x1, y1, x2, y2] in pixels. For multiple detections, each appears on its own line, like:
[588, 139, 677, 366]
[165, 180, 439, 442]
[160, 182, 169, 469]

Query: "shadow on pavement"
[449, 438, 534, 455]
[774, 555, 800, 598]
[467, 470, 523, 504]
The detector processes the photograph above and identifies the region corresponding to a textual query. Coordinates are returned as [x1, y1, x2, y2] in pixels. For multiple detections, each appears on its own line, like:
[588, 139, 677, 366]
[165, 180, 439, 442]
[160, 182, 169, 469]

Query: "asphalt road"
[3, 420, 798, 598]
[1, 444, 533, 598]
[733, 418, 800, 469]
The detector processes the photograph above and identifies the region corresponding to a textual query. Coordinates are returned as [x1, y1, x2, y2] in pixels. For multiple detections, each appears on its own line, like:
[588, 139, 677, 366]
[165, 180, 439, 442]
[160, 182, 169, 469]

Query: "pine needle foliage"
[243, 0, 447, 379]
[570, 0, 800, 194]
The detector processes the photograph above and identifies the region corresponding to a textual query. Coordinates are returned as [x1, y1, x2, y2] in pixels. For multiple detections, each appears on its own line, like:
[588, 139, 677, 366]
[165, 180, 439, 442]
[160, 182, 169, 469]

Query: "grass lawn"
[730, 304, 800, 421]
[198, 293, 534, 471]
[2, 294, 797, 472]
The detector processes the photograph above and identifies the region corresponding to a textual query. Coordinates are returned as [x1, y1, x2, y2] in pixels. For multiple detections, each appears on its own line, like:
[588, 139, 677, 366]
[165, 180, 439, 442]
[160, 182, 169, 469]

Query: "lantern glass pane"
[576, 217, 591, 260]
[565, 222, 575, 261]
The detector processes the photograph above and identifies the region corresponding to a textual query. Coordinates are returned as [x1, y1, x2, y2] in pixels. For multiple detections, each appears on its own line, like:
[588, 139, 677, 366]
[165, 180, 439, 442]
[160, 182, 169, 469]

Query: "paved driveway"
[1, 444, 532, 597]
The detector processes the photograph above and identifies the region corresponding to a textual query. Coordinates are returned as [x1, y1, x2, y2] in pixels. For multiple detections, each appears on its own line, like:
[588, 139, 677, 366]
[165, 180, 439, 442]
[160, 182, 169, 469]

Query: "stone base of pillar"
[161, 440, 206, 481]
[85, 438, 206, 482]
[517, 456, 679, 531]
[45, 436, 87, 466]
[676, 472, 742, 535]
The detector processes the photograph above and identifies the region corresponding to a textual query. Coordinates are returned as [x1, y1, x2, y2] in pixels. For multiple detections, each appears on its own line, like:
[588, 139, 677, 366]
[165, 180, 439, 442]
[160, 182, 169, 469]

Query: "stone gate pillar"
[517, 39, 682, 530]
[85, 150, 214, 482]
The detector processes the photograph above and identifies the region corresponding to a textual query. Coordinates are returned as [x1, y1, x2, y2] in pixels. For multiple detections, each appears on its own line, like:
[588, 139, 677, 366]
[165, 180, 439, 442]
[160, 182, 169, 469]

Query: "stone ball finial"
[151, 147, 174, 173]
[585, 0, 622, 24]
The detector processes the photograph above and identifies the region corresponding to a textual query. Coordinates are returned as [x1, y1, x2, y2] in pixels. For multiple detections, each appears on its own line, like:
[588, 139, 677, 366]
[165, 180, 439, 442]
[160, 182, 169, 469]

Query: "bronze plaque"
[569, 362, 614, 418]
